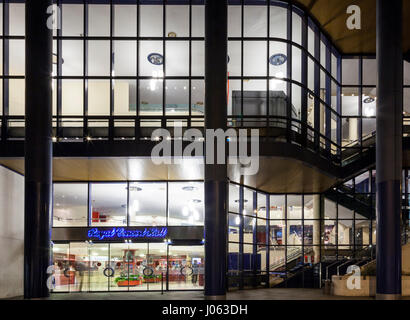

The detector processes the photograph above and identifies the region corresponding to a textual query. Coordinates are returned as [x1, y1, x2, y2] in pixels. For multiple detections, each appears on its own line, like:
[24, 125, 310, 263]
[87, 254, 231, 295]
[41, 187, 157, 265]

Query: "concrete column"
[376, 0, 403, 300]
[204, 0, 228, 299]
[24, 0, 53, 299]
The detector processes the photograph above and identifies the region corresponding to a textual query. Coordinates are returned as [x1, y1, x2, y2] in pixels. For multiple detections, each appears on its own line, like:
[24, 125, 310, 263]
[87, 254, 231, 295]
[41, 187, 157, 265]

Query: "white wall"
[0, 166, 24, 299]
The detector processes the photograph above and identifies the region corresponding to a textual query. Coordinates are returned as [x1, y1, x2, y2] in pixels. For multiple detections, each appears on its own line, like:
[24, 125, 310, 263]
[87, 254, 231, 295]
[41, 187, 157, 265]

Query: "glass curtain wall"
[227, 1, 341, 158]
[227, 182, 373, 290]
[52, 241, 203, 292]
[53, 181, 204, 227]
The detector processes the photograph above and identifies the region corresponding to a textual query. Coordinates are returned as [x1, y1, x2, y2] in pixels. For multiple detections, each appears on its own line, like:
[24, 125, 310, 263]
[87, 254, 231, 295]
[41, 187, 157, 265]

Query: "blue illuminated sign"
[87, 227, 168, 241]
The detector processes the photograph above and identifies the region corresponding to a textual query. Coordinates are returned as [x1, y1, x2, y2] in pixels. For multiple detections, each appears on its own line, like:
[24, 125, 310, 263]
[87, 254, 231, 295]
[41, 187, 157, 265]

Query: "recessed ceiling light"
[363, 97, 375, 104]
[168, 31, 177, 37]
[147, 53, 164, 65]
[128, 186, 142, 192]
[269, 53, 287, 66]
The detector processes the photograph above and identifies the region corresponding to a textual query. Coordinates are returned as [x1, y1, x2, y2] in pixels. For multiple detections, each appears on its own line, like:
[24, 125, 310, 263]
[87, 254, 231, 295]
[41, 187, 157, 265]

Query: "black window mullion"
[266, 0, 270, 129]
[109, 0, 114, 141]
[301, 12, 308, 147]
[56, 0, 62, 140]
[83, 1, 89, 140]
[325, 40, 332, 152]
[286, 4, 292, 143]
[162, 0, 166, 126]
[265, 193, 270, 288]
[240, 0, 244, 127]
[136, 0, 140, 139]
[2, 1, 9, 141]
[188, 0, 192, 127]
[239, 184, 244, 289]
[313, 25, 320, 151]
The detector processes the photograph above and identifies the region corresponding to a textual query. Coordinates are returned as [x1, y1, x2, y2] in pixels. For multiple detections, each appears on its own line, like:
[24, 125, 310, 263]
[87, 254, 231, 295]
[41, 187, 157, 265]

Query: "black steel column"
[376, 0, 403, 300]
[204, 0, 227, 299]
[24, 0, 53, 299]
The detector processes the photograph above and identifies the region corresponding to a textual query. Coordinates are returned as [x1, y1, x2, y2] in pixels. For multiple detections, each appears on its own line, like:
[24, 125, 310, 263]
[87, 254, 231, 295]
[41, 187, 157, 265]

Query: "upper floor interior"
[0, 1, 410, 192]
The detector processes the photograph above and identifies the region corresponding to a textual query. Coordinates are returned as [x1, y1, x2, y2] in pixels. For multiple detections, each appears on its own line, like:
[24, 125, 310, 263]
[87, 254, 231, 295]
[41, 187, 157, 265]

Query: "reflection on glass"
[168, 245, 204, 290]
[128, 182, 167, 226]
[168, 182, 204, 226]
[53, 183, 88, 227]
[90, 183, 127, 226]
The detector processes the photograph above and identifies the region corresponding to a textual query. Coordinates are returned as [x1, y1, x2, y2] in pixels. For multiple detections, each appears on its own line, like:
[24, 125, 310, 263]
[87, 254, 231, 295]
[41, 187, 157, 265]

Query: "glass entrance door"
[168, 245, 204, 290]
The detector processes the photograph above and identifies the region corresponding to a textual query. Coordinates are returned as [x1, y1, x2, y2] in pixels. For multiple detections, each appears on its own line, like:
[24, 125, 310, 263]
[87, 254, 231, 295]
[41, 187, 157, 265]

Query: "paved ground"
[5, 288, 391, 300]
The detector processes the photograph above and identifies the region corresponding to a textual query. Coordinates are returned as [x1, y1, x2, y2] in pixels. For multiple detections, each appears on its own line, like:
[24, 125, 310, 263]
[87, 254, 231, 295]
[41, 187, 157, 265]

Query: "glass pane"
[140, 5, 163, 37]
[191, 79, 205, 118]
[129, 182, 167, 226]
[166, 80, 189, 115]
[9, 40, 25, 76]
[90, 183, 127, 226]
[62, 40, 84, 76]
[114, 79, 136, 116]
[270, 5, 287, 39]
[69, 242, 90, 292]
[363, 59, 377, 86]
[342, 87, 359, 116]
[166, 5, 189, 37]
[139, 41, 163, 77]
[168, 245, 204, 290]
[192, 41, 204, 76]
[114, 41, 136, 77]
[166, 41, 189, 76]
[88, 80, 110, 115]
[147, 243, 167, 291]
[52, 244, 71, 292]
[9, 79, 25, 116]
[192, 5, 204, 37]
[9, 3, 25, 36]
[114, 4, 137, 37]
[244, 5, 267, 38]
[228, 5, 241, 37]
[88, 4, 110, 36]
[88, 41, 111, 76]
[244, 41, 267, 76]
[62, 80, 83, 116]
[89, 244, 109, 292]
[53, 183, 88, 227]
[62, 4, 84, 36]
[168, 182, 204, 226]
[292, 11, 302, 45]
[342, 59, 359, 85]
[139, 79, 163, 116]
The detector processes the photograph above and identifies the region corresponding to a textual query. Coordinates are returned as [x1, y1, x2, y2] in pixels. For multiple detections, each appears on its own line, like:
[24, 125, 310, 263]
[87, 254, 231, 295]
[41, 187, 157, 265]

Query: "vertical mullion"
[337, 52, 342, 159]
[286, 4, 292, 143]
[284, 194, 288, 286]
[162, 0, 166, 126]
[239, 185, 244, 289]
[358, 57, 363, 152]
[136, 0, 140, 139]
[325, 40, 331, 152]
[83, 1, 89, 140]
[313, 25, 320, 151]
[188, 0, 192, 127]
[301, 194, 305, 287]
[56, 0, 62, 140]
[252, 191, 257, 287]
[266, 0, 270, 129]
[109, 0, 114, 140]
[301, 13, 308, 147]
[265, 193, 270, 288]
[240, 0, 244, 127]
[2, 0, 9, 141]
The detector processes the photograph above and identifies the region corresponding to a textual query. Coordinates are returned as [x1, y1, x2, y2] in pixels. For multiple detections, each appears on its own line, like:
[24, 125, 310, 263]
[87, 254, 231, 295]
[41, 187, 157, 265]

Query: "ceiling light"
[269, 53, 287, 66]
[235, 216, 240, 225]
[191, 199, 202, 204]
[147, 53, 164, 65]
[363, 97, 375, 104]
[168, 31, 177, 37]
